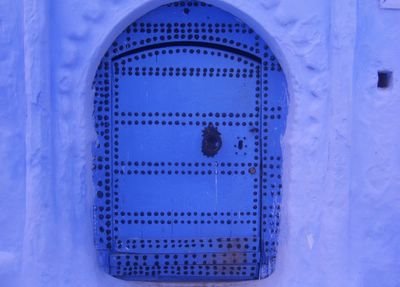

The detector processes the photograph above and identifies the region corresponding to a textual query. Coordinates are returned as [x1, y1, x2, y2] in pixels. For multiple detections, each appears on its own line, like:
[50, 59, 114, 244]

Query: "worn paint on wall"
[0, 0, 399, 286]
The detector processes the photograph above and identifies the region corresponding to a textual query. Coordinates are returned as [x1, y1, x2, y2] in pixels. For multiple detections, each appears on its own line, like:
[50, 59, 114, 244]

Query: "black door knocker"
[202, 124, 222, 157]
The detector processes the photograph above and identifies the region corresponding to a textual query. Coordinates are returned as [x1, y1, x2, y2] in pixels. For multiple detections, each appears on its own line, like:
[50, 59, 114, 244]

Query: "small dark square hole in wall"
[377, 71, 393, 88]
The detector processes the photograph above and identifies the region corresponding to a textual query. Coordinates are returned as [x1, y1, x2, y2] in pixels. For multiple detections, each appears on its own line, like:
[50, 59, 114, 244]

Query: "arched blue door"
[93, 0, 286, 281]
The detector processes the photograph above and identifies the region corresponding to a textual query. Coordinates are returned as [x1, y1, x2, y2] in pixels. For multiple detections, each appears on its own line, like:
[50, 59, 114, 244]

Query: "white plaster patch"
[307, 234, 314, 250]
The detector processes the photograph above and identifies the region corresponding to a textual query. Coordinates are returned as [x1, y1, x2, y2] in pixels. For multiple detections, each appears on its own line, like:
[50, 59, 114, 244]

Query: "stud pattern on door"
[93, 0, 286, 281]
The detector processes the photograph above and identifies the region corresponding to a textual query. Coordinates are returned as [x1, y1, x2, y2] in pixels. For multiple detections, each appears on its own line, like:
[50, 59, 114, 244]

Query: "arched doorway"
[93, 0, 287, 281]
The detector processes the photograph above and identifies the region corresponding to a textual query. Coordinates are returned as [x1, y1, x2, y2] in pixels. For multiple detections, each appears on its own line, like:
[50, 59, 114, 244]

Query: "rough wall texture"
[0, 0, 399, 286]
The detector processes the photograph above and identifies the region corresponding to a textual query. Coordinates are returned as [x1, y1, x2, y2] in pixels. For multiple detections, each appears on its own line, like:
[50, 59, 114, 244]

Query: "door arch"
[93, 0, 287, 281]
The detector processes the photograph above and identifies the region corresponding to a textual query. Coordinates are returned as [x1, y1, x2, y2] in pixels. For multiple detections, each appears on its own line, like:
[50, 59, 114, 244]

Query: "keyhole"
[238, 140, 244, 150]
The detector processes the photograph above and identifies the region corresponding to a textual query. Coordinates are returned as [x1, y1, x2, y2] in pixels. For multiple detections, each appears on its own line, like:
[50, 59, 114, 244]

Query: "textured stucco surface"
[0, 0, 399, 286]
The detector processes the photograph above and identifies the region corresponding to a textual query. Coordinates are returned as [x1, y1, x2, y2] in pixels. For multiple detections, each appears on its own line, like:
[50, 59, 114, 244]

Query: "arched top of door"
[112, 41, 261, 63]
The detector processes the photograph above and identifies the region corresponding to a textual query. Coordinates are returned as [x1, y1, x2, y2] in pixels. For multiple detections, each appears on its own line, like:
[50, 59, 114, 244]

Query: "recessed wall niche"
[92, 0, 287, 281]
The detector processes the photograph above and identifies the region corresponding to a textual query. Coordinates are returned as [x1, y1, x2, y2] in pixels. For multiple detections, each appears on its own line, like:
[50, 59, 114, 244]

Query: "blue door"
[93, 0, 286, 281]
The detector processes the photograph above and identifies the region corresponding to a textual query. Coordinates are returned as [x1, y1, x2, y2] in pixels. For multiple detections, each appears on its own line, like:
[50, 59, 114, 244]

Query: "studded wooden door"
[93, 0, 286, 282]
